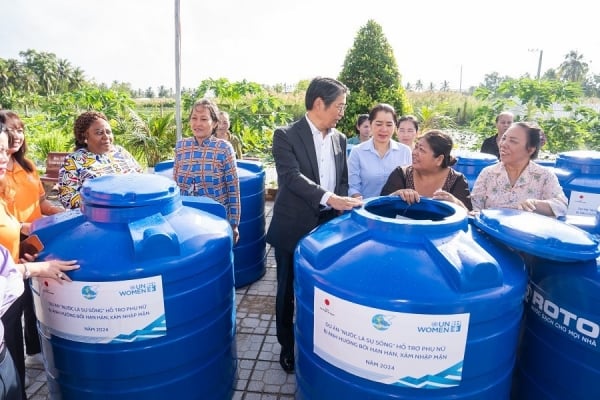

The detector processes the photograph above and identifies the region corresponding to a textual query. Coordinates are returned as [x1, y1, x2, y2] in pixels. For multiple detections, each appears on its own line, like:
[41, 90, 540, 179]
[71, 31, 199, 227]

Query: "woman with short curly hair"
[58, 111, 143, 209]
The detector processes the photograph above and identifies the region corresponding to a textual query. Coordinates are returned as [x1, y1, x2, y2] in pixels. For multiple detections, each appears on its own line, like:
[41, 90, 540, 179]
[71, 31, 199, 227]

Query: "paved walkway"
[25, 200, 296, 400]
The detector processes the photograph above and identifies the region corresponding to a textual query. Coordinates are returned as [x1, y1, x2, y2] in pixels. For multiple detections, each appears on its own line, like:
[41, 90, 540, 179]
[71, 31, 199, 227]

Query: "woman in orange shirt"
[1, 110, 66, 382]
[0, 122, 77, 399]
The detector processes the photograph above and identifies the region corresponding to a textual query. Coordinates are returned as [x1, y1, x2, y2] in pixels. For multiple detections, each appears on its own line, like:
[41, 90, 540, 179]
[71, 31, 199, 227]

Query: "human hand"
[327, 195, 363, 211]
[20, 222, 32, 236]
[30, 259, 80, 284]
[232, 225, 240, 245]
[391, 189, 420, 205]
[518, 199, 537, 212]
[433, 189, 466, 209]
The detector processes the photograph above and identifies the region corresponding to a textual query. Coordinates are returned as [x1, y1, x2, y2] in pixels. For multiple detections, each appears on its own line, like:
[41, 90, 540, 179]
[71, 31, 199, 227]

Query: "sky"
[3, 0, 600, 92]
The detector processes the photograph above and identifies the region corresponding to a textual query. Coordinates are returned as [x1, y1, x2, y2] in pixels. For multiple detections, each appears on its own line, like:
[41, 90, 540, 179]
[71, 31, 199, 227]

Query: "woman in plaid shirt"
[173, 99, 241, 243]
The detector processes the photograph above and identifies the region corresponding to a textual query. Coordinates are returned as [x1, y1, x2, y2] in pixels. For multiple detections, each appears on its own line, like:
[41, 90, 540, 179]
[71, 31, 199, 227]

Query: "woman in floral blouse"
[471, 122, 567, 217]
[58, 111, 143, 209]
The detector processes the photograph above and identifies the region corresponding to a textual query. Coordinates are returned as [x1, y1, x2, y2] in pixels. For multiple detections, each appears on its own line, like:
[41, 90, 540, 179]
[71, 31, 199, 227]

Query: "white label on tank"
[31, 275, 166, 344]
[568, 191, 600, 216]
[313, 287, 469, 389]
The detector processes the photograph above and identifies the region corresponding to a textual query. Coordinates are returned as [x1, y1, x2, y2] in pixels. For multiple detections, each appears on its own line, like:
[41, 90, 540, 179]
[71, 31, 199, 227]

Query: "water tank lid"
[81, 174, 178, 207]
[455, 151, 499, 164]
[558, 150, 600, 164]
[154, 160, 174, 173]
[473, 208, 600, 262]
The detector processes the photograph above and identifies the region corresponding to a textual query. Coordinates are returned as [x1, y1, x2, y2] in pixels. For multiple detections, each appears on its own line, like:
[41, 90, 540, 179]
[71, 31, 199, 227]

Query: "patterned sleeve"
[57, 152, 84, 209]
[222, 145, 241, 226]
[541, 169, 568, 217]
[115, 146, 143, 173]
[172, 141, 181, 182]
[470, 167, 492, 212]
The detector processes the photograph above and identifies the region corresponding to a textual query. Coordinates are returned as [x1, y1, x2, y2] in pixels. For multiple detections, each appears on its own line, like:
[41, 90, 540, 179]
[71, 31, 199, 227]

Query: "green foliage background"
[3, 23, 600, 172]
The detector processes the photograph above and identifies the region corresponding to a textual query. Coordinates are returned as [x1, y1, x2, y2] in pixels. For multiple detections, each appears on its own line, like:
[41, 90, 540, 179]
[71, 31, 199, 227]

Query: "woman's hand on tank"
[392, 189, 420, 205]
[518, 199, 537, 212]
[433, 189, 467, 210]
[28, 259, 80, 284]
[232, 225, 240, 245]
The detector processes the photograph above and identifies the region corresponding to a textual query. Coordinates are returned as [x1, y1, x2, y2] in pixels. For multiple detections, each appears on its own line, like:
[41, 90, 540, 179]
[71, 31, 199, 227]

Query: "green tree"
[559, 51, 589, 82]
[542, 68, 559, 81]
[182, 78, 293, 159]
[415, 80, 423, 92]
[121, 111, 176, 167]
[470, 77, 586, 151]
[482, 72, 509, 93]
[337, 19, 410, 135]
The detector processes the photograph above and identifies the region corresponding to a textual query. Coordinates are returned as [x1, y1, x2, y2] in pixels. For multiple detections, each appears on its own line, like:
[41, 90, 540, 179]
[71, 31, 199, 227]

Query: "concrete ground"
[25, 200, 296, 400]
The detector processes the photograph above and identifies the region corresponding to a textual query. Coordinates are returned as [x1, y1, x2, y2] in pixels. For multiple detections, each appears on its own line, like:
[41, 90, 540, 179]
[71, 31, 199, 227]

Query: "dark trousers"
[22, 280, 41, 355]
[274, 209, 338, 354]
[275, 247, 295, 352]
[1, 296, 26, 400]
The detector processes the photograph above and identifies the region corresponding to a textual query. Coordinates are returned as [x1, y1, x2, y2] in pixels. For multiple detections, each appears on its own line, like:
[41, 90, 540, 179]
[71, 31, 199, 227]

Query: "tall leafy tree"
[337, 19, 410, 135]
[559, 51, 589, 82]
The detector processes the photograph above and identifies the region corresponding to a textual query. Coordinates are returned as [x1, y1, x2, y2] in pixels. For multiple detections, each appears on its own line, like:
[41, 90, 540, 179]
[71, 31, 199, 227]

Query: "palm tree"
[559, 51, 589, 82]
[121, 110, 176, 168]
[68, 68, 87, 90]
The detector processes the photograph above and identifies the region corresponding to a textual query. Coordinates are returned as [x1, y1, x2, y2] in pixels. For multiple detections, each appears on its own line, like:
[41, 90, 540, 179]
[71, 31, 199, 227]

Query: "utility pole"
[174, 0, 182, 141]
[529, 48, 543, 80]
[459, 64, 463, 93]
[536, 50, 543, 80]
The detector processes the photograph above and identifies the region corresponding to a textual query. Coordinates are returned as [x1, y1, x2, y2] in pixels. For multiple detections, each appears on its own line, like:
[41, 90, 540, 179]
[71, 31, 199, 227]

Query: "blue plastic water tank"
[473, 208, 600, 400]
[553, 150, 600, 200]
[30, 174, 237, 400]
[535, 159, 556, 168]
[151, 159, 267, 287]
[153, 159, 174, 178]
[454, 151, 498, 190]
[234, 160, 266, 287]
[295, 197, 527, 399]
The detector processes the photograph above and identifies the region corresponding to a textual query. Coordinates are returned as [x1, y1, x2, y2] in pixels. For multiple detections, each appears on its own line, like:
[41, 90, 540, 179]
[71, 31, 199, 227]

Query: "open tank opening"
[364, 197, 456, 221]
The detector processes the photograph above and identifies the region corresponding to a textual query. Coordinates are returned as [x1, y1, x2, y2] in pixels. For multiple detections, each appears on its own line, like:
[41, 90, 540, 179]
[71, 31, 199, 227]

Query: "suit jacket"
[266, 116, 349, 253]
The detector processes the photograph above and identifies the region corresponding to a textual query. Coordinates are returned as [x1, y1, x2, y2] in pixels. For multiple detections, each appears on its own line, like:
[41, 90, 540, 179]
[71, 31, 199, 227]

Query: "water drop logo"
[372, 314, 392, 331]
[81, 285, 98, 300]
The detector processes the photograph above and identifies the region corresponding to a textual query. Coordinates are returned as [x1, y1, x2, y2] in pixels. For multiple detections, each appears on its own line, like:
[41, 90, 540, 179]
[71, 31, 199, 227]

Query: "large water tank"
[552, 150, 600, 233]
[553, 150, 600, 208]
[295, 197, 527, 399]
[30, 174, 237, 400]
[234, 160, 266, 287]
[453, 151, 498, 190]
[152, 159, 266, 287]
[472, 208, 600, 400]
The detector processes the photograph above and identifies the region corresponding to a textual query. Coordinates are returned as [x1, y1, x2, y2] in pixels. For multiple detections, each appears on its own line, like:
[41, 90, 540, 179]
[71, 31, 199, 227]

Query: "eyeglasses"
[335, 103, 347, 113]
[92, 129, 113, 137]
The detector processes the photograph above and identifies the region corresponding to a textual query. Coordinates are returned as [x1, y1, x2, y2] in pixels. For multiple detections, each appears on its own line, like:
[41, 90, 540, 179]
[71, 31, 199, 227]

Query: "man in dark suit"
[266, 77, 363, 373]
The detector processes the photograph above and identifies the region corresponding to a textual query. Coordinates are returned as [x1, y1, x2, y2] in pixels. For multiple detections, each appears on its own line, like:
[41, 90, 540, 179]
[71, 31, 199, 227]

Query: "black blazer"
[266, 116, 349, 253]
